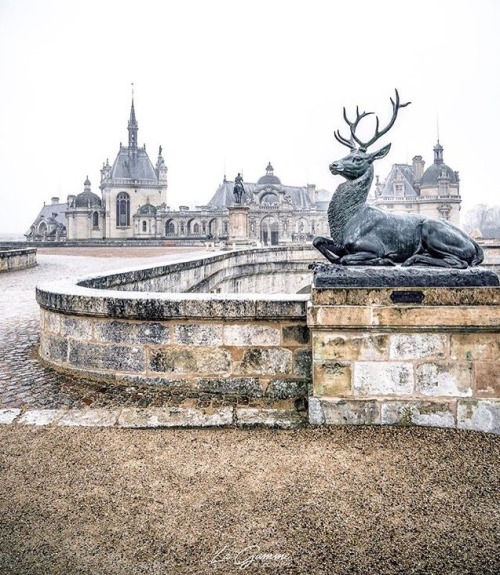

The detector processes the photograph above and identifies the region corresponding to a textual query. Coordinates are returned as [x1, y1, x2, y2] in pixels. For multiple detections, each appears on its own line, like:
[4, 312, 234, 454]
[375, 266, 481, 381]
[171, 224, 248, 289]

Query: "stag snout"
[329, 161, 345, 175]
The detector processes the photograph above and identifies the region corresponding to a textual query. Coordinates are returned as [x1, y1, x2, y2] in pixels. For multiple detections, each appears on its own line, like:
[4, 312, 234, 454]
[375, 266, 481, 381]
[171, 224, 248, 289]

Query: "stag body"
[314, 91, 483, 268]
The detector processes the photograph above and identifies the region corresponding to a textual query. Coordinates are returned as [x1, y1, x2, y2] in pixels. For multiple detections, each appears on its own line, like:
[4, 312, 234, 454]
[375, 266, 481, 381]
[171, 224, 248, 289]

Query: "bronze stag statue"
[313, 90, 483, 268]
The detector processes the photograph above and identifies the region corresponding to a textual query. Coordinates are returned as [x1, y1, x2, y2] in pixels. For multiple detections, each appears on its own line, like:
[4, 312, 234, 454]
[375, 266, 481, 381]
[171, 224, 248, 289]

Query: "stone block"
[450, 333, 500, 362]
[149, 347, 231, 375]
[313, 361, 352, 397]
[0, 408, 21, 424]
[381, 401, 455, 428]
[354, 362, 413, 396]
[373, 306, 500, 329]
[311, 398, 380, 425]
[95, 320, 170, 345]
[174, 324, 223, 346]
[238, 348, 292, 375]
[294, 349, 312, 377]
[390, 334, 447, 360]
[474, 362, 500, 397]
[57, 409, 119, 427]
[255, 299, 307, 320]
[69, 341, 144, 373]
[313, 333, 389, 361]
[457, 400, 500, 434]
[308, 397, 325, 425]
[282, 325, 310, 345]
[416, 363, 472, 397]
[41, 310, 60, 334]
[265, 379, 309, 399]
[308, 306, 371, 328]
[223, 324, 280, 346]
[235, 408, 306, 429]
[196, 378, 263, 397]
[60, 316, 94, 340]
[18, 409, 66, 426]
[40, 334, 68, 363]
[117, 406, 233, 428]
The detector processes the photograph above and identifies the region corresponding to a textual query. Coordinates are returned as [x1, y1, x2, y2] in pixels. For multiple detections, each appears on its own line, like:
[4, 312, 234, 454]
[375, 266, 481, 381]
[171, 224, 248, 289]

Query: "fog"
[0, 0, 499, 234]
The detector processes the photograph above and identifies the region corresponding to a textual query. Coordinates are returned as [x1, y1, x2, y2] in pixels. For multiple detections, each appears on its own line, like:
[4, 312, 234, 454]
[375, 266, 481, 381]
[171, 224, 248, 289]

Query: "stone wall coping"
[76, 245, 315, 290]
[36, 280, 309, 320]
[36, 247, 314, 319]
[0, 247, 37, 256]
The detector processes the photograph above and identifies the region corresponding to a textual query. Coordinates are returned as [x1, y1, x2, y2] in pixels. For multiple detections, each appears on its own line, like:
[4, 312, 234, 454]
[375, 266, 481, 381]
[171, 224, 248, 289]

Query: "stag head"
[330, 89, 411, 180]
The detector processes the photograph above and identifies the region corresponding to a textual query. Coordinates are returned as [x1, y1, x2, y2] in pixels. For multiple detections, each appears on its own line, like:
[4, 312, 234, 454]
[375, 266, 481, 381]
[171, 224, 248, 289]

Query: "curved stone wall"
[36, 247, 315, 426]
[0, 247, 37, 272]
[36, 246, 500, 433]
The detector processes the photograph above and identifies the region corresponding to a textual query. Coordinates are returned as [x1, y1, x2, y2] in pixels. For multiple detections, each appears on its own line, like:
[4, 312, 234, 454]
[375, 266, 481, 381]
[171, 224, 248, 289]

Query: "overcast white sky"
[0, 0, 499, 234]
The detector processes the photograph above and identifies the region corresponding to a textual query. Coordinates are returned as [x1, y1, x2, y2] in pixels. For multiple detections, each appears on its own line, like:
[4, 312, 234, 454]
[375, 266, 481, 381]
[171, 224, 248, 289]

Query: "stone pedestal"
[307, 267, 500, 433]
[227, 205, 255, 249]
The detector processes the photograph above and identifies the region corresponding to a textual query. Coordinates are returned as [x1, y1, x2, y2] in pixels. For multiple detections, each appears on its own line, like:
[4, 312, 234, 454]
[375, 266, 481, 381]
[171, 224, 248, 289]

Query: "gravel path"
[0, 425, 498, 575]
[0, 248, 499, 574]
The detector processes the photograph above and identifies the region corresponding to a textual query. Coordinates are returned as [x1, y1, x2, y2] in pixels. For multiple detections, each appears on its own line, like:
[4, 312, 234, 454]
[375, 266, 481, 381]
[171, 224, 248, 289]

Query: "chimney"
[307, 183, 317, 205]
[51, 196, 60, 205]
[67, 194, 76, 207]
[412, 156, 425, 182]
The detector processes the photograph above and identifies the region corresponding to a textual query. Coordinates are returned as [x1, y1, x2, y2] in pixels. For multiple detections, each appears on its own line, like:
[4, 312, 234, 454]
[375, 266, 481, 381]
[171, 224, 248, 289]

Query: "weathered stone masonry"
[308, 286, 500, 434]
[36, 247, 500, 433]
[0, 248, 37, 272]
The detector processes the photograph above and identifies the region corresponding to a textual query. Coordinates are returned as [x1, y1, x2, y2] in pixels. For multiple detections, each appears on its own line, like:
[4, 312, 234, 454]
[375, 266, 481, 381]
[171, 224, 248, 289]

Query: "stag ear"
[368, 143, 391, 163]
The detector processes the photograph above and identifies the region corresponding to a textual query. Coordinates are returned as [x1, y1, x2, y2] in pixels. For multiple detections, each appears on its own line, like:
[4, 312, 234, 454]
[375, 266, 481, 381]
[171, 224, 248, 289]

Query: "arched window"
[116, 192, 130, 227]
[193, 223, 200, 234]
[92, 211, 99, 228]
[142, 220, 147, 232]
[166, 221, 175, 236]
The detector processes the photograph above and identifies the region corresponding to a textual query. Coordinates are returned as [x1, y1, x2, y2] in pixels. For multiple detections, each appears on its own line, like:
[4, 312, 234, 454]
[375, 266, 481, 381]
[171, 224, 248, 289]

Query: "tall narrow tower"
[127, 98, 138, 155]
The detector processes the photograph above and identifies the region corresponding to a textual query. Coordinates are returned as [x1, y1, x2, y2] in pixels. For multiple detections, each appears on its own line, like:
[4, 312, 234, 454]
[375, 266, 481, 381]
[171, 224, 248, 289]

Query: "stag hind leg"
[403, 220, 477, 269]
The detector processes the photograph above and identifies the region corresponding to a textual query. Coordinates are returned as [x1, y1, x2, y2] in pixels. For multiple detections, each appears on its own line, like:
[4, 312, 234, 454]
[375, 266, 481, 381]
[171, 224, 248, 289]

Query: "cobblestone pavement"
[0, 248, 222, 413]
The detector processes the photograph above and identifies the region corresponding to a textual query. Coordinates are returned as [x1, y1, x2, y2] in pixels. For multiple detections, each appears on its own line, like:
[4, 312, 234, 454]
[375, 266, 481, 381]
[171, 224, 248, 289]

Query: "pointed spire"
[128, 86, 138, 151]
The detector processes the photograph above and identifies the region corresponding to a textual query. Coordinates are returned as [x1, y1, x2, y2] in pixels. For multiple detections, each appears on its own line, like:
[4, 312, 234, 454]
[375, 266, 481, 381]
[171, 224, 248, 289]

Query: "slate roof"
[110, 146, 158, 181]
[137, 203, 157, 216]
[25, 202, 68, 236]
[420, 163, 458, 187]
[73, 190, 102, 208]
[379, 164, 418, 198]
[208, 180, 330, 210]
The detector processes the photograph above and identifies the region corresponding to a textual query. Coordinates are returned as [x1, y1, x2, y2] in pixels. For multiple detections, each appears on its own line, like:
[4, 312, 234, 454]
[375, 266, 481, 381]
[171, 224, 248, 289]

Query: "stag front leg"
[312, 236, 342, 264]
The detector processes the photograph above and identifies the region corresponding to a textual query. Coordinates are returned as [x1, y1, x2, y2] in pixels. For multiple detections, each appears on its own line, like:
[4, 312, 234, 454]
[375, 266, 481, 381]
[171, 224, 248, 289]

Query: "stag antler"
[334, 106, 373, 150]
[335, 89, 411, 151]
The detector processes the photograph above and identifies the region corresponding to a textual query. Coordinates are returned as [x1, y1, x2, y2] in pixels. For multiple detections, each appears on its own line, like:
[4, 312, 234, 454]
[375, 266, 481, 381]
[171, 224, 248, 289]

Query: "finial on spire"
[131, 82, 134, 101]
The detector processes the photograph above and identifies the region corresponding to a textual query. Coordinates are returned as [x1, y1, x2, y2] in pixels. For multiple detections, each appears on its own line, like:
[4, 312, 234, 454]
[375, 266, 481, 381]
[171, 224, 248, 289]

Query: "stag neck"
[327, 165, 374, 249]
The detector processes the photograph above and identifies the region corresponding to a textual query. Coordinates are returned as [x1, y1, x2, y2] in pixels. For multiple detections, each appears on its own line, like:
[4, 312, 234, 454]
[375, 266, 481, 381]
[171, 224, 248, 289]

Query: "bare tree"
[463, 204, 500, 239]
